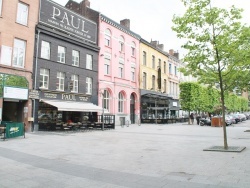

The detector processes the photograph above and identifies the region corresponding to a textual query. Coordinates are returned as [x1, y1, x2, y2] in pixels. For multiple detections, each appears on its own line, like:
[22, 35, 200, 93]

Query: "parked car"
[238, 114, 247, 121]
[243, 113, 250, 120]
[232, 114, 241, 123]
[225, 115, 233, 126]
[227, 115, 236, 124]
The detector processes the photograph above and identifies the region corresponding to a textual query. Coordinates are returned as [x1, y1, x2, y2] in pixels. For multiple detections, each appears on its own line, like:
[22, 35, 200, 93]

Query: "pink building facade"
[98, 15, 141, 125]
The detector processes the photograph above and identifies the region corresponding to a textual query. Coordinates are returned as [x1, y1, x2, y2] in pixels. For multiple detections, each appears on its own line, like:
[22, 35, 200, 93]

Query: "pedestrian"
[190, 113, 194, 124]
[196, 114, 201, 125]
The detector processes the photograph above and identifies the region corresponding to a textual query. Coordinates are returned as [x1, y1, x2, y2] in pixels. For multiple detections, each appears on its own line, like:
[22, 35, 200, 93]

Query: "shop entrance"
[130, 94, 135, 124]
[2, 101, 25, 122]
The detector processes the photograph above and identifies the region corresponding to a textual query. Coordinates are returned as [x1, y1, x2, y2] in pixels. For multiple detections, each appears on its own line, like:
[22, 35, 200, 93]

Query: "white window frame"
[143, 72, 147, 89]
[86, 54, 93, 70]
[105, 29, 111, 47]
[118, 63, 124, 78]
[143, 51, 146, 65]
[56, 72, 65, 91]
[152, 55, 155, 69]
[16, 2, 29, 25]
[72, 50, 79, 66]
[118, 92, 124, 113]
[12, 38, 26, 68]
[169, 63, 172, 74]
[175, 66, 177, 76]
[41, 41, 50, 59]
[57, 46, 65, 63]
[39, 68, 49, 89]
[104, 55, 110, 75]
[0, 0, 3, 16]
[103, 90, 110, 111]
[86, 77, 92, 94]
[119, 36, 124, 52]
[71, 75, 78, 93]
[131, 67, 135, 81]
[131, 42, 136, 56]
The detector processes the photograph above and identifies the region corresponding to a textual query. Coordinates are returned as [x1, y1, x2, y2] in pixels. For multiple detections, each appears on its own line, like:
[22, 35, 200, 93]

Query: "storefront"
[140, 89, 181, 124]
[0, 74, 30, 125]
[35, 90, 107, 130]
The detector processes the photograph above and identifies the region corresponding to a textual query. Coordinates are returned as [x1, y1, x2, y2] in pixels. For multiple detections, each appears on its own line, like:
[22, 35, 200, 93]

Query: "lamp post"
[99, 90, 105, 131]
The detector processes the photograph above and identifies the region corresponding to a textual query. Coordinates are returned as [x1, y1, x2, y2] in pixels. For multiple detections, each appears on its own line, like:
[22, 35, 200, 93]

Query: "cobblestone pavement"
[1, 121, 250, 188]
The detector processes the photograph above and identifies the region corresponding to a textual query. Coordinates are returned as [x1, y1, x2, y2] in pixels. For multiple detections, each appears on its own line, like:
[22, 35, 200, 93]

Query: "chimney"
[158, 44, 164, 51]
[120, 19, 130, 29]
[83, 0, 90, 8]
[150, 40, 158, 48]
[174, 51, 179, 59]
[169, 49, 174, 56]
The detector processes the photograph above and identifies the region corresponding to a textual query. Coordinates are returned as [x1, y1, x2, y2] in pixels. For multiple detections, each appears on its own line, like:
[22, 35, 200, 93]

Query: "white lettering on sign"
[51, 6, 89, 33]
[62, 94, 76, 101]
[44, 93, 57, 99]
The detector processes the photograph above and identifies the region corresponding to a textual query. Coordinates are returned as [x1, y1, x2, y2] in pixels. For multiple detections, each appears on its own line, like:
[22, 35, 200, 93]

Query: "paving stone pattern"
[1, 122, 250, 187]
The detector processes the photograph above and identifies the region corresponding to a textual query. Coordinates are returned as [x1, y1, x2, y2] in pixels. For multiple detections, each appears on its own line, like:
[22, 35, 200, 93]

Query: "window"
[86, 54, 93, 70]
[13, 38, 26, 68]
[158, 59, 161, 68]
[71, 75, 78, 93]
[104, 54, 111, 75]
[118, 92, 124, 113]
[118, 63, 124, 78]
[56, 72, 65, 91]
[119, 36, 124, 52]
[152, 55, 155, 69]
[105, 29, 111, 47]
[39, 68, 49, 89]
[164, 79, 167, 93]
[0, 0, 3, 16]
[169, 63, 172, 74]
[131, 42, 135, 56]
[143, 72, 147, 89]
[72, 50, 79, 66]
[16, 2, 29, 25]
[164, 62, 166, 73]
[131, 67, 135, 81]
[57, 46, 65, 63]
[86, 77, 92, 94]
[41, 41, 50, 59]
[175, 66, 177, 76]
[152, 75, 155, 90]
[103, 90, 110, 111]
[143, 51, 146, 65]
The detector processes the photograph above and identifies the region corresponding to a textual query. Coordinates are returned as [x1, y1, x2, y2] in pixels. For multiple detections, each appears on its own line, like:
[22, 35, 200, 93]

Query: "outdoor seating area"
[39, 115, 115, 131]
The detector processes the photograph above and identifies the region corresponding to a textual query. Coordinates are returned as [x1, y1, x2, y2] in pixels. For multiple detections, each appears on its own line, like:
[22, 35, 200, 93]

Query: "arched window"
[119, 36, 125, 52]
[103, 90, 110, 111]
[105, 29, 111, 47]
[118, 92, 124, 112]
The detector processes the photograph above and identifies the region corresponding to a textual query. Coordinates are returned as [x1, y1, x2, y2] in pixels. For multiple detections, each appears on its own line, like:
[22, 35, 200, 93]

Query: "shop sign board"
[3, 87, 28, 100]
[39, 0, 97, 44]
[29, 90, 40, 99]
[40, 91, 89, 102]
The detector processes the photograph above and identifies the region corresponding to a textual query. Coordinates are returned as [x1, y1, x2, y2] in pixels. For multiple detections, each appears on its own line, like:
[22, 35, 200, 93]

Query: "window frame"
[104, 54, 111, 75]
[86, 54, 93, 70]
[131, 67, 135, 81]
[143, 51, 146, 66]
[86, 77, 92, 94]
[103, 90, 110, 111]
[12, 38, 26, 68]
[119, 36, 125, 52]
[41, 41, 50, 60]
[72, 50, 80, 67]
[0, 0, 3, 16]
[71, 74, 78, 93]
[131, 42, 136, 56]
[57, 46, 66, 63]
[118, 92, 124, 113]
[152, 55, 155, 69]
[143, 72, 147, 89]
[105, 29, 111, 47]
[39, 68, 49, 89]
[56, 72, 65, 91]
[16, 2, 29, 26]
[152, 75, 155, 90]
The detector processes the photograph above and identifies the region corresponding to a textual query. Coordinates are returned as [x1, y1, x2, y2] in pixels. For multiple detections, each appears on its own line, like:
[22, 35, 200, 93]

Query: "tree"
[172, 0, 250, 149]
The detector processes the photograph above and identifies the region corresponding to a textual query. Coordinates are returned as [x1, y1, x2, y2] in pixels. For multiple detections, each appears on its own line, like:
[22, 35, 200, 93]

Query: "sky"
[53, 0, 250, 58]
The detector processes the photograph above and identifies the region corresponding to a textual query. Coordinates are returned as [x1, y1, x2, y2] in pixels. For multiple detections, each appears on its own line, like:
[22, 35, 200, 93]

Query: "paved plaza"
[1, 121, 250, 188]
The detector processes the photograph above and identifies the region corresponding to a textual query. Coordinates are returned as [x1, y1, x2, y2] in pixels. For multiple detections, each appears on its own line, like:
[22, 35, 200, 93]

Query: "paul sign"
[39, 0, 97, 44]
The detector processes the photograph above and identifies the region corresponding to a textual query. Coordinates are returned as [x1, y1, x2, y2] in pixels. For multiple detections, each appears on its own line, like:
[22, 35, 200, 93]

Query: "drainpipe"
[32, 29, 40, 132]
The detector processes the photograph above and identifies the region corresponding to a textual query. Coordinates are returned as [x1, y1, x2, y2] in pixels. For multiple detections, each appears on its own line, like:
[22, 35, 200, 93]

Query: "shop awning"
[41, 100, 108, 113]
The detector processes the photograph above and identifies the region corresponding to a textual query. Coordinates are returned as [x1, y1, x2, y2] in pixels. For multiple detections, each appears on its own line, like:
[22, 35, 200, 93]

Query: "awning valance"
[41, 100, 108, 113]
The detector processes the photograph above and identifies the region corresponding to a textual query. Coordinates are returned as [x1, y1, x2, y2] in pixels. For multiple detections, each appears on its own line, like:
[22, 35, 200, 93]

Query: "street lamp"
[99, 90, 105, 131]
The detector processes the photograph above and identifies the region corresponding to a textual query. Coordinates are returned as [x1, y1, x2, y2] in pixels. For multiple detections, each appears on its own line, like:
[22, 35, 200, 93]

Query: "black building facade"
[32, 0, 102, 130]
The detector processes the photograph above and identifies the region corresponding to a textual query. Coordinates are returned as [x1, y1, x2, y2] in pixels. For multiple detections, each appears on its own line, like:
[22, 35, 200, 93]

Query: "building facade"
[66, 0, 141, 125]
[0, 0, 39, 130]
[32, 0, 104, 131]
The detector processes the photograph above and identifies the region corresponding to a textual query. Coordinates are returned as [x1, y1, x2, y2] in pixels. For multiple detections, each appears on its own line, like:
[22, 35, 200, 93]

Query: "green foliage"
[4, 75, 28, 88]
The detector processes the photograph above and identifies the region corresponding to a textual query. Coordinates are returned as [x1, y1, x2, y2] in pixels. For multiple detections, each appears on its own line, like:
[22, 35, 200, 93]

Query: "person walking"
[190, 113, 194, 124]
